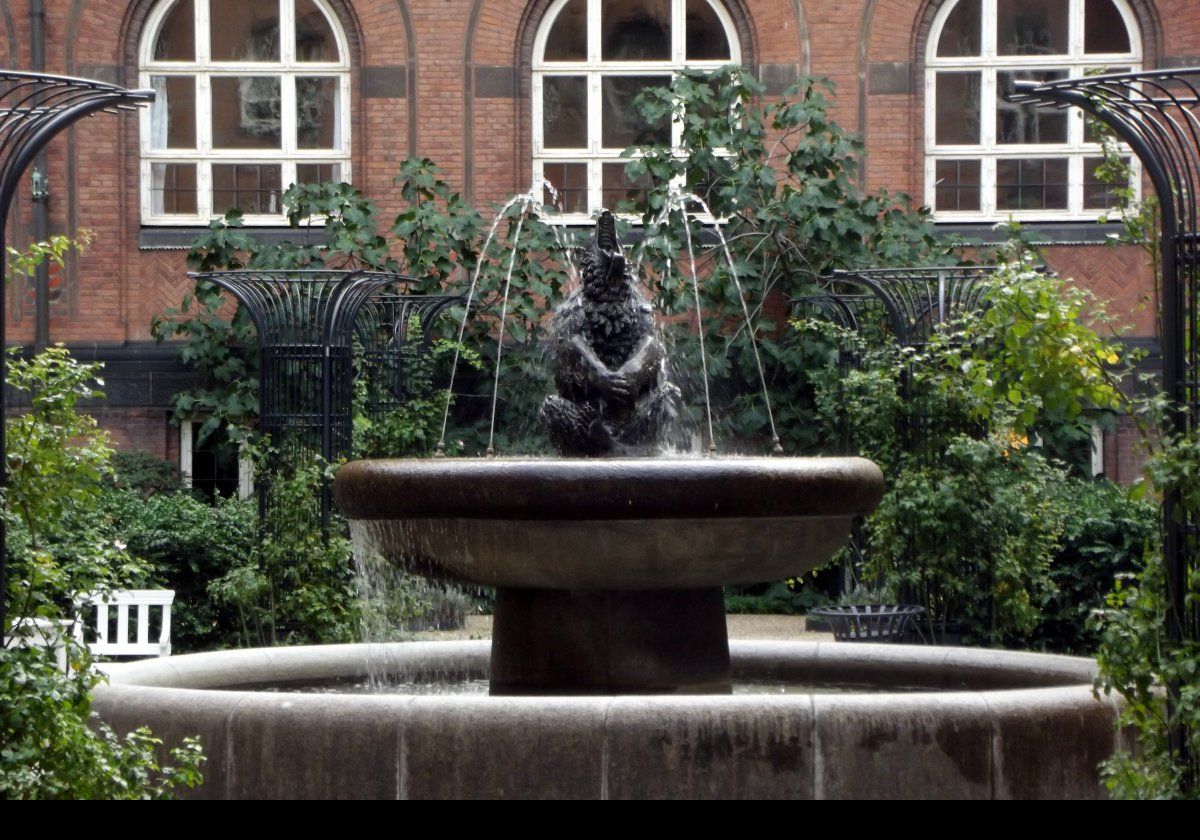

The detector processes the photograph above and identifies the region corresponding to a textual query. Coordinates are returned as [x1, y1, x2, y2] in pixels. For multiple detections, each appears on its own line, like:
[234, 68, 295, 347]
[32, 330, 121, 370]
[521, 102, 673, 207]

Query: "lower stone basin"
[335, 457, 884, 695]
[92, 641, 1126, 799]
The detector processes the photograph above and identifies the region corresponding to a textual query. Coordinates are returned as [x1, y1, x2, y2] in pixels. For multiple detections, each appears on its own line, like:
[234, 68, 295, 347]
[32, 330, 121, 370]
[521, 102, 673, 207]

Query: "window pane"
[154, 0, 194, 61]
[296, 0, 340, 62]
[602, 0, 670, 61]
[936, 0, 981, 58]
[996, 158, 1069, 210]
[543, 76, 587, 148]
[297, 77, 339, 149]
[149, 75, 196, 149]
[686, 0, 730, 61]
[210, 0, 280, 61]
[997, 0, 1068, 56]
[602, 76, 671, 147]
[544, 0, 586, 61]
[150, 163, 197, 214]
[1083, 155, 1130, 208]
[997, 71, 1068, 144]
[542, 162, 588, 213]
[602, 162, 652, 212]
[935, 72, 980, 145]
[296, 162, 342, 184]
[934, 159, 981, 211]
[1085, 0, 1131, 54]
[212, 163, 282, 214]
[212, 76, 281, 149]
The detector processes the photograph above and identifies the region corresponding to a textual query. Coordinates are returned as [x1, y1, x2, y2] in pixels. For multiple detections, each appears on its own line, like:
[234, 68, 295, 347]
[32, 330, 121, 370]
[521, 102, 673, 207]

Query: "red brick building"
[2, 0, 1183, 481]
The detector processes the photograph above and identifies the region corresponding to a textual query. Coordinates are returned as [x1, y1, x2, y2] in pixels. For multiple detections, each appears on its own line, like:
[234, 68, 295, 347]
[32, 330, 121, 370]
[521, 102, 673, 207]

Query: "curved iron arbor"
[189, 269, 418, 530]
[0, 71, 153, 643]
[827, 266, 1004, 347]
[353, 291, 463, 432]
[788, 292, 878, 336]
[1009, 69, 1200, 778]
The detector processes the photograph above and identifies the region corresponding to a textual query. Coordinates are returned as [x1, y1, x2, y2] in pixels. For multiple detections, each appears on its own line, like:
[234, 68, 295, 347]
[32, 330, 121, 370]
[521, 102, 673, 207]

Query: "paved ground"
[405, 613, 832, 642]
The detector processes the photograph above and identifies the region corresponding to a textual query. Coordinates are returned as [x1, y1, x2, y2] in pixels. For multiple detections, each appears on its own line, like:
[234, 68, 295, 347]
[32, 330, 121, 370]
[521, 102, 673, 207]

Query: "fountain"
[92, 211, 1126, 798]
[337, 211, 881, 696]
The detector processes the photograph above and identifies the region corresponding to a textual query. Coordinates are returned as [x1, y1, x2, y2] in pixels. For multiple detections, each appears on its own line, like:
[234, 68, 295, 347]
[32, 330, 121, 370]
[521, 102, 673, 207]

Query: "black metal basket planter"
[810, 604, 926, 643]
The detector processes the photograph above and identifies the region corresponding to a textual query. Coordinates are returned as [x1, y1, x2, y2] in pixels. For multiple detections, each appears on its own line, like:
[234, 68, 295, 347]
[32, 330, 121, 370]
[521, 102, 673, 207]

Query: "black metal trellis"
[190, 270, 418, 531]
[353, 291, 462, 431]
[789, 293, 881, 455]
[828, 266, 1004, 347]
[0, 71, 153, 645]
[1010, 67, 1200, 782]
[825, 266, 1006, 456]
[800, 267, 1006, 619]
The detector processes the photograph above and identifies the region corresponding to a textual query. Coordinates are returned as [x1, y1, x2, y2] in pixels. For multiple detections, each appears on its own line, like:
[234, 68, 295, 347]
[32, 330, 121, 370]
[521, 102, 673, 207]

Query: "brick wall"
[0, 0, 1184, 475]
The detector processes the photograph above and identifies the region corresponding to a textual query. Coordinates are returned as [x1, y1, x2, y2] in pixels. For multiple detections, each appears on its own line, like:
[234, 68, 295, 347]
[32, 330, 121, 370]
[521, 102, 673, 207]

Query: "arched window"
[926, 0, 1141, 220]
[139, 0, 351, 224]
[532, 0, 740, 219]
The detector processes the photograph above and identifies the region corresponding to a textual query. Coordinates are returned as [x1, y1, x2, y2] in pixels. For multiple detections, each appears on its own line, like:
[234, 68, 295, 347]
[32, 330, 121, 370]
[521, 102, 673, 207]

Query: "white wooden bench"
[74, 590, 175, 658]
[10, 617, 73, 670]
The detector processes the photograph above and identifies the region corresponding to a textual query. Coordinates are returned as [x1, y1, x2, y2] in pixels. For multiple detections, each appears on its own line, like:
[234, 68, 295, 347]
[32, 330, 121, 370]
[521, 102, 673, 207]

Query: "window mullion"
[196, 0, 210, 64]
[982, 69, 996, 151]
[982, 155, 996, 217]
[532, 74, 543, 155]
[1070, 0, 1083, 56]
[982, 0, 998, 60]
[282, 75, 297, 156]
[589, 158, 600, 217]
[198, 73, 212, 155]
[280, 0, 294, 67]
[587, 0, 600, 64]
[199, 160, 213, 220]
[673, 0, 684, 65]
[588, 73, 600, 156]
[1069, 155, 1083, 216]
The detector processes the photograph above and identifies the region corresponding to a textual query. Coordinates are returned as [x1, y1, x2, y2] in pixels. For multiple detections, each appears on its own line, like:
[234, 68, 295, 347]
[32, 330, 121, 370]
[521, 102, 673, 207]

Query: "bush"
[1033, 478, 1157, 654]
[2, 343, 204, 799]
[0, 646, 203, 800]
[96, 488, 256, 651]
[110, 451, 188, 497]
[866, 436, 1067, 645]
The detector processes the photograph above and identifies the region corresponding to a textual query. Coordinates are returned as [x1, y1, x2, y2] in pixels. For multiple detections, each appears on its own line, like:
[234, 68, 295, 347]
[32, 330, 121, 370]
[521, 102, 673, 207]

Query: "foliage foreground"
[2, 345, 204, 799]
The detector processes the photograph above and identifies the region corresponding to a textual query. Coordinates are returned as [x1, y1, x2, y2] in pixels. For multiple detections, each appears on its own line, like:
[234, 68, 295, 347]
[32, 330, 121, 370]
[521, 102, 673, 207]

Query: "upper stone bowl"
[335, 456, 884, 590]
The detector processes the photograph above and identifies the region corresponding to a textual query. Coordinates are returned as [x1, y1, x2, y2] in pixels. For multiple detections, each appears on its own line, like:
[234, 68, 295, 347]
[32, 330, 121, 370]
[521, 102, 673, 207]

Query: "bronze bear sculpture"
[539, 210, 684, 456]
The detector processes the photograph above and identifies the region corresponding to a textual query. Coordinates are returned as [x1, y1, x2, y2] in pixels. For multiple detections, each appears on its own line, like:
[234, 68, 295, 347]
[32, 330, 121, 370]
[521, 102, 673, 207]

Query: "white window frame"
[925, 0, 1142, 222]
[139, 0, 352, 225]
[532, 0, 741, 223]
[179, 419, 255, 500]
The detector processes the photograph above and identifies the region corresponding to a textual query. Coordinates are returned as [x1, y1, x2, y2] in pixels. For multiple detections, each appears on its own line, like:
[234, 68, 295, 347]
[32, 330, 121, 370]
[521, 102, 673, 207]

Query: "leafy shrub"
[866, 436, 1067, 645]
[1033, 478, 1157, 654]
[626, 68, 951, 452]
[110, 451, 188, 497]
[2, 342, 203, 799]
[1090, 428, 1200, 798]
[723, 581, 830, 615]
[1094, 548, 1200, 799]
[96, 488, 256, 651]
[0, 647, 203, 799]
[800, 253, 1139, 642]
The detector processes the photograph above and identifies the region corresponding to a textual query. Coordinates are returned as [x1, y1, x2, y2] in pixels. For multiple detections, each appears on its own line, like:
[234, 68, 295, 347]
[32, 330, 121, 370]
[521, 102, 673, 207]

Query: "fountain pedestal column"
[490, 587, 731, 695]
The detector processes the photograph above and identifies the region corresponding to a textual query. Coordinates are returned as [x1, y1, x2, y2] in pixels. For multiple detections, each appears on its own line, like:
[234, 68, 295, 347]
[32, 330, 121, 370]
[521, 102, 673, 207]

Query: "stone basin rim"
[100, 640, 1100, 693]
[335, 456, 884, 521]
